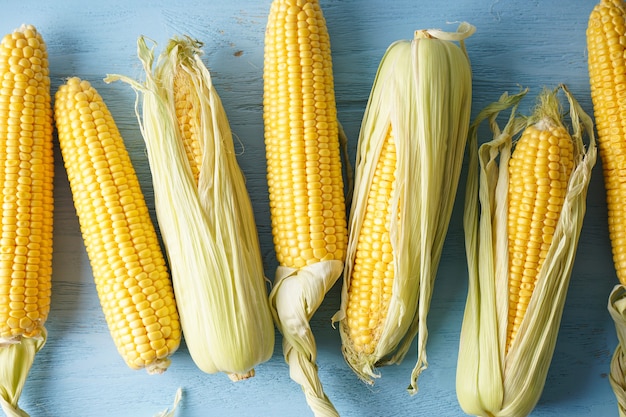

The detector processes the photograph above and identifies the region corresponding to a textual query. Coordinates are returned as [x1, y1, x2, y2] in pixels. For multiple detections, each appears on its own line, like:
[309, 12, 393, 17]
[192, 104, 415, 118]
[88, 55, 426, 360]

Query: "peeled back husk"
[332, 22, 475, 394]
[105, 36, 274, 379]
[456, 85, 597, 417]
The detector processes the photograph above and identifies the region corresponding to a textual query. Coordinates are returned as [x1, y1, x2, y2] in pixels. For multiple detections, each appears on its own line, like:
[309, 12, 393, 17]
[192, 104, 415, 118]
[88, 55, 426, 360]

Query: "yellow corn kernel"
[506, 121, 574, 351]
[174, 69, 202, 184]
[587, 0, 626, 284]
[334, 23, 475, 395]
[54, 77, 180, 374]
[0, 24, 54, 343]
[345, 127, 397, 355]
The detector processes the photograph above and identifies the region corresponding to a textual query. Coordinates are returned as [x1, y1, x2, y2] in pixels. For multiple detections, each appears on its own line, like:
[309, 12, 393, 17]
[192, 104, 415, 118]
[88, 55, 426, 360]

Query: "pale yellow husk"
[456, 85, 596, 417]
[105, 36, 274, 378]
[331, 22, 475, 394]
[152, 388, 182, 417]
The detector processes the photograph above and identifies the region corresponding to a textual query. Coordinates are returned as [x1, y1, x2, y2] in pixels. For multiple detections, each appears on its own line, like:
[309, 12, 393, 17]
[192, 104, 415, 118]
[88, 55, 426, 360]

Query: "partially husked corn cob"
[456, 87, 596, 417]
[263, 0, 347, 415]
[0, 24, 54, 417]
[333, 23, 474, 394]
[106, 36, 275, 380]
[506, 119, 574, 351]
[55, 77, 180, 374]
[587, 0, 626, 285]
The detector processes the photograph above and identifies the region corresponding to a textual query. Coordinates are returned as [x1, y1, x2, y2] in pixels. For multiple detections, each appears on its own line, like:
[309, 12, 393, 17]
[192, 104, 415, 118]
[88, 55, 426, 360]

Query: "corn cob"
[263, 0, 347, 414]
[587, 2, 626, 414]
[343, 126, 397, 356]
[54, 77, 181, 374]
[0, 24, 54, 417]
[332, 23, 474, 394]
[587, 0, 626, 285]
[106, 36, 275, 380]
[456, 86, 596, 417]
[506, 111, 575, 351]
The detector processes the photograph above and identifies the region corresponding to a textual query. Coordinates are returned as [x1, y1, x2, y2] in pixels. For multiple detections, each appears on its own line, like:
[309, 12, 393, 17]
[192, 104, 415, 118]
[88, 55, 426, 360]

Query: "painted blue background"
[1, 1, 618, 416]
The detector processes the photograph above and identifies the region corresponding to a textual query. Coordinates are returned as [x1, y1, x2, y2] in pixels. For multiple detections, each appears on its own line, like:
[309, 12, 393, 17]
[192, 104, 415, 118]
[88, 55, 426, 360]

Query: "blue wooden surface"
[0, 1, 619, 416]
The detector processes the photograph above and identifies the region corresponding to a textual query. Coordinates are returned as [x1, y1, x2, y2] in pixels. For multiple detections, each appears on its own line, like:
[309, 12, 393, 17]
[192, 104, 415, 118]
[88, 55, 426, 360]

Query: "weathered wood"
[0, 1, 616, 415]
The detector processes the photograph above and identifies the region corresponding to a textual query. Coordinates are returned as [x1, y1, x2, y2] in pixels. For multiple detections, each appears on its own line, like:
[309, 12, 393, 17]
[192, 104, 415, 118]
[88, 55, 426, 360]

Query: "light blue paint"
[0, 1, 618, 416]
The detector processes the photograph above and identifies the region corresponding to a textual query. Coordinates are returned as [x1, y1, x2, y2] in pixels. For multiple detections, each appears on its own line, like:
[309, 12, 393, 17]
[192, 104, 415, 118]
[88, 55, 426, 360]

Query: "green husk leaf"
[0, 331, 46, 417]
[105, 36, 274, 377]
[457, 85, 597, 417]
[332, 22, 474, 395]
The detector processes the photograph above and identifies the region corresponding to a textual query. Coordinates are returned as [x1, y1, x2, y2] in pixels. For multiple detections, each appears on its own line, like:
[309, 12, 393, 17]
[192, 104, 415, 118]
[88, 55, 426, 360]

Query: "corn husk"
[105, 36, 274, 379]
[456, 85, 596, 417]
[609, 285, 626, 417]
[331, 22, 475, 394]
[0, 335, 45, 417]
[153, 388, 182, 417]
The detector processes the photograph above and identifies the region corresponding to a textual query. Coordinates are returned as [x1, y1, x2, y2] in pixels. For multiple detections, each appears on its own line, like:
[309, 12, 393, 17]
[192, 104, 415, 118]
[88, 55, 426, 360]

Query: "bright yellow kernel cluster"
[54, 77, 181, 371]
[587, 0, 626, 284]
[174, 70, 203, 184]
[345, 128, 397, 354]
[0, 24, 54, 341]
[506, 122, 574, 350]
[263, 0, 347, 269]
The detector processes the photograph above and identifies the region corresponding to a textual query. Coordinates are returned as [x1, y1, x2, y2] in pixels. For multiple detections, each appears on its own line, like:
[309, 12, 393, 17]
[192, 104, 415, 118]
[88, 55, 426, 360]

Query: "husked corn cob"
[456, 86, 596, 417]
[587, 0, 626, 285]
[0, 24, 54, 417]
[263, 0, 347, 415]
[264, 0, 347, 269]
[344, 126, 397, 356]
[0, 24, 53, 344]
[587, 2, 626, 414]
[106, 36, 275, 380]
[334, 23, 474, 395]
[55, 77, 180, 374]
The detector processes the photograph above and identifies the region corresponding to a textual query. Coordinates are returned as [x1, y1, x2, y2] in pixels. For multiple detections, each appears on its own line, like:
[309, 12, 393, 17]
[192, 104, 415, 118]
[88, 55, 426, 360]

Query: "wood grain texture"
[0, 1, 618, 416]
